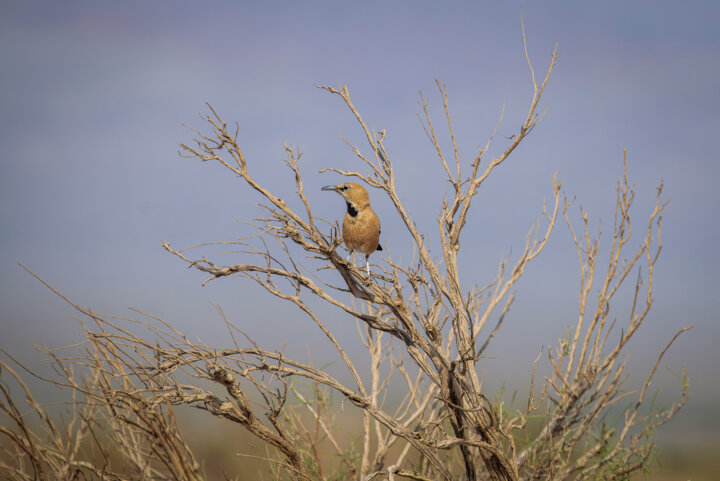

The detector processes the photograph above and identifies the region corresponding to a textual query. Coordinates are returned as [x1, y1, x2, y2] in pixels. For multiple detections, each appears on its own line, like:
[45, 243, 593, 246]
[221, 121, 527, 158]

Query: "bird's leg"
[346, 250, 353, 262]
[365, 254, 370, 275]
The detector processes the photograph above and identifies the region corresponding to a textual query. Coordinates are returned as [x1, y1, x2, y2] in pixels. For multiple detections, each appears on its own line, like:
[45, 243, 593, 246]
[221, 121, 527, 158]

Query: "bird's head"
[321, 182, 371, 208]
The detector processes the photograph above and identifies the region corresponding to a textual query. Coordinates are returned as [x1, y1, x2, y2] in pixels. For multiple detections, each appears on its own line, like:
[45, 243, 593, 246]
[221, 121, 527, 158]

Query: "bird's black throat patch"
[346, 202, 358, 217]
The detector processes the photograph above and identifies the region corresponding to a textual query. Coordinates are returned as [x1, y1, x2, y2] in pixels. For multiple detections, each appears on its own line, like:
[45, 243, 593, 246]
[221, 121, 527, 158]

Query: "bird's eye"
[341, 185, 349, 191]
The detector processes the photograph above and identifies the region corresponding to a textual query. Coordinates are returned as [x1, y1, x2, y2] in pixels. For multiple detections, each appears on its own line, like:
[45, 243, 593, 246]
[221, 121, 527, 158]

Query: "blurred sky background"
[1, 0, 719, 457]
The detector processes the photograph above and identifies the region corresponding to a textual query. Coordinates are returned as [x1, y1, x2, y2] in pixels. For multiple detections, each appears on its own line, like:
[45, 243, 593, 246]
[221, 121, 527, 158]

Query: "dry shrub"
[1, 25, 689, 481]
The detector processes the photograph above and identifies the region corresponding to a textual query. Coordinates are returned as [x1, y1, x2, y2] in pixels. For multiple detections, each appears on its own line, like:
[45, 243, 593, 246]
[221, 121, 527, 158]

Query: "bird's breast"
[342, 208, 381, 255]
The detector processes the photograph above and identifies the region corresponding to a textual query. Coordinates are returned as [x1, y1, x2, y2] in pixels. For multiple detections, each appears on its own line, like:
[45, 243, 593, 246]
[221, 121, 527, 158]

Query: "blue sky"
[1, 0, 719, 442]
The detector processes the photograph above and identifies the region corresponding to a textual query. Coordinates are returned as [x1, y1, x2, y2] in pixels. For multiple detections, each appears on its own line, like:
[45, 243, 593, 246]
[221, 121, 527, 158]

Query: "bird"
[321, 182, 382, 274]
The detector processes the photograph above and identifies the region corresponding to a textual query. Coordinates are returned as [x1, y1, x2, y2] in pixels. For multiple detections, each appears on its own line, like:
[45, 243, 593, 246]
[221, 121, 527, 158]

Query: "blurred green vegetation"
[173, 406, 720, 481]
[643, 445, 720, 481]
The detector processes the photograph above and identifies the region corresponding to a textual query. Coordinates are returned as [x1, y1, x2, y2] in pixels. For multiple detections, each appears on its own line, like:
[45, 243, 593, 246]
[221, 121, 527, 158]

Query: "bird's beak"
[321, 185, 339, 191]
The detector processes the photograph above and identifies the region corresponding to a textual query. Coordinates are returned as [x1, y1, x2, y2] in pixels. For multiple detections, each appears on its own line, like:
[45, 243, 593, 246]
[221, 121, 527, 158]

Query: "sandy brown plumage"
[322, 182, 382, 273]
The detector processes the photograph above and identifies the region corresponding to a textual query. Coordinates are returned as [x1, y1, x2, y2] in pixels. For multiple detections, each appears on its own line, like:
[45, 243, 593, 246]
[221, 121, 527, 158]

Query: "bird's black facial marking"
[346, 201, 358, 217]
[340, 185, 349, 191]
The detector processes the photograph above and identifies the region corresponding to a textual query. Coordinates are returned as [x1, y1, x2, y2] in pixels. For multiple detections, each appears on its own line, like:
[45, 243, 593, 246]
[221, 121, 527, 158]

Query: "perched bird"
[322, 182, 382, 274]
